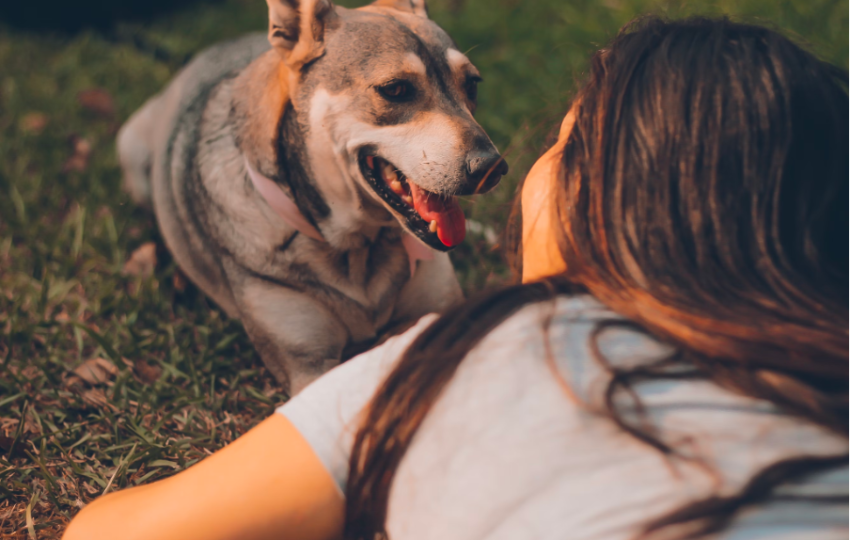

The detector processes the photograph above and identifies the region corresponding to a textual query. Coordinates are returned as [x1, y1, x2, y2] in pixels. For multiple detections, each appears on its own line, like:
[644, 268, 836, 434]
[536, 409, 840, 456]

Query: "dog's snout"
[465, 148, 508, 194]
[467, 149, 508, 178]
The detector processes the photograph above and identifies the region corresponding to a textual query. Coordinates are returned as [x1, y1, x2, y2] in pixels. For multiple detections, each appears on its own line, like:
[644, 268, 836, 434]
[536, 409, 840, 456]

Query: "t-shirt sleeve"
[276, 314, 439, 494]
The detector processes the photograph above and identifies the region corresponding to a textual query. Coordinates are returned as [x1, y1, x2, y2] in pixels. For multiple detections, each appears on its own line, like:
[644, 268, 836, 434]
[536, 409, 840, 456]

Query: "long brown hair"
[345, 17, 849, 539]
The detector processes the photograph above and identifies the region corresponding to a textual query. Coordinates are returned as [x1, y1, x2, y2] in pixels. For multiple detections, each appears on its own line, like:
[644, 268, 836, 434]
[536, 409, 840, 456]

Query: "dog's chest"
[192, 77, 412, 342]
[284, 232, 411, 341]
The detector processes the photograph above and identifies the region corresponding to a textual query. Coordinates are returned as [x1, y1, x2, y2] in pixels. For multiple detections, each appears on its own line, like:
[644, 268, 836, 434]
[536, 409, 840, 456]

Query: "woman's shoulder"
[277, 313, 440, 490]
[274, 294, 611, 492]
[497, 293, 617, 329]
[470, 293, 671, 381]
[478, 293, 650, 349]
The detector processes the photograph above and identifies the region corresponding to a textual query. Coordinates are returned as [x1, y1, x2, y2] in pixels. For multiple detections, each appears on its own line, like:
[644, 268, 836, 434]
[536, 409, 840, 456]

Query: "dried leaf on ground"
[19, 112, 48, 134]
[77, 88, 116, 118]
[81, 389, 110, 409]
[62, 136, 92, 173]
[72, 357, 119, 386]
[122, 242, 157, 278]
[133, 359, 162, 384]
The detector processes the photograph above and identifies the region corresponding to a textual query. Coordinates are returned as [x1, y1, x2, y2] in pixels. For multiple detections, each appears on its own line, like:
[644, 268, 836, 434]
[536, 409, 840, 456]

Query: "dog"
[117, 0, 507, 394]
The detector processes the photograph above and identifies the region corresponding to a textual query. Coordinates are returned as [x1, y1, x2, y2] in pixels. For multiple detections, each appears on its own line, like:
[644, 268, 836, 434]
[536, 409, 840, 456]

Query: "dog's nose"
[465, 148, 508, 194]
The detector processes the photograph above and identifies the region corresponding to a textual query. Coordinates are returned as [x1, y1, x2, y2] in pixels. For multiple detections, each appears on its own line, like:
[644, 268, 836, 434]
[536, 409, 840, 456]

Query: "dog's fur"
[117, 0, 506, 394]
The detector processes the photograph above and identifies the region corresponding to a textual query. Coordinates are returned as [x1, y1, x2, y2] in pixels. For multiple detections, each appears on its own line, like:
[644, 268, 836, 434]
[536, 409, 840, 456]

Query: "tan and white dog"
[117, 0, 507, 394]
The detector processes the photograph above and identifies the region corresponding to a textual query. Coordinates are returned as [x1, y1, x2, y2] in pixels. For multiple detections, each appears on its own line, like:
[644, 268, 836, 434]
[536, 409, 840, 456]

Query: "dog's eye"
[466, 76, 481, 103]
[378, 81, 415, 102]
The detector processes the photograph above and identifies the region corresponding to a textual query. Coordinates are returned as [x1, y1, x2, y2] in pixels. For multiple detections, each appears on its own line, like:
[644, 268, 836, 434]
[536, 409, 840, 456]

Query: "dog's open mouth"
[359, 152, 465, 250]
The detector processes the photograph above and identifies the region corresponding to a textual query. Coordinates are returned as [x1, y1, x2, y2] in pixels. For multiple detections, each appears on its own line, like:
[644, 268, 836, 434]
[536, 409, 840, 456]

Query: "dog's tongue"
[409, 182, 466, 247]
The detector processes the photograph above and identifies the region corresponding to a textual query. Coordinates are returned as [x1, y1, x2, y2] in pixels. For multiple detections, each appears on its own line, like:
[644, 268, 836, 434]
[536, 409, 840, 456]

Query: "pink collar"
[244, 157, 433, 277]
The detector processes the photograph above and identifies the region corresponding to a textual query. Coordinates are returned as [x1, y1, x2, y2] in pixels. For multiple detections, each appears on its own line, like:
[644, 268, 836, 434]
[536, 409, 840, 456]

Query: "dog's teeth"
[383, 163, 398, 183]
[390, 180, 404, 193]
[429, 220, 437, 233]
[403, 195, 413, 205]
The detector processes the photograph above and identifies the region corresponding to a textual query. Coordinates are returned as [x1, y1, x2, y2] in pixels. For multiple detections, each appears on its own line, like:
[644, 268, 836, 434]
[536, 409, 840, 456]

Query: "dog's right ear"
[266, 0, 338, 70]
[369, 0, 429, 18]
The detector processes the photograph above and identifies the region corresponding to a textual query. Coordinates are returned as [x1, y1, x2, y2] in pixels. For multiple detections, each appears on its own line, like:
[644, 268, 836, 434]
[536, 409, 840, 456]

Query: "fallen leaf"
[134, 359, 162, 384]
[123, 242, 157, 278]
[20, 112, 48, 134]
[81, 388, 109, 408]
[62, 136, 92, 173]
[77, 88, 116, 118]
[72, 357, 119, 385]
[64, 374, 85, 390]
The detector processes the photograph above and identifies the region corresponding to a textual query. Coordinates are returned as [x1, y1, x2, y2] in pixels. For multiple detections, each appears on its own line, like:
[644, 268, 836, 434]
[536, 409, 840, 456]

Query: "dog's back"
[118, 34, 272, 317]
[118, 33, 269, 209]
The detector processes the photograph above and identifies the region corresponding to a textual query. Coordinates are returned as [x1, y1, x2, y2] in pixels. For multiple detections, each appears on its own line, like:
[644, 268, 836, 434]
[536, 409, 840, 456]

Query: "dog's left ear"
[369, 0, 429, 18]
[266, 0, 339, 69]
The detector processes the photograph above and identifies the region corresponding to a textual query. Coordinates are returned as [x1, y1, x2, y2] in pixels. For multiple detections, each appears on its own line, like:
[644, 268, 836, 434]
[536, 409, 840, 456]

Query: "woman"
[64, 16, 848, 540]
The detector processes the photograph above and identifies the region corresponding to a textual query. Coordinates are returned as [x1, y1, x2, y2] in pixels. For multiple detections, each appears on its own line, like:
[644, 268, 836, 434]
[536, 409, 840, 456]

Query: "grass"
[0, 0, 846, 537]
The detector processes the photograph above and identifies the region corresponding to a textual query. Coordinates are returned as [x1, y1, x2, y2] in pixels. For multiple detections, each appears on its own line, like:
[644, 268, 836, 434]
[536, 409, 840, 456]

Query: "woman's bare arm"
[62, 414, 344, 540]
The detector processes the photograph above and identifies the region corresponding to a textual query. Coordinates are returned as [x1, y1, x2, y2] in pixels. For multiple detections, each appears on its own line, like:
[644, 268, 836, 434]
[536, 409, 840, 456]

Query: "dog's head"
[266, 0, 507, 251]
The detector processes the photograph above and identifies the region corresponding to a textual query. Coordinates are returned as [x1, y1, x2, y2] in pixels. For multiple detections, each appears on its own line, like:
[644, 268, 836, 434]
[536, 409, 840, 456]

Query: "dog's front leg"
[393, 251, 463, 323]
[227, 269, 350, 396]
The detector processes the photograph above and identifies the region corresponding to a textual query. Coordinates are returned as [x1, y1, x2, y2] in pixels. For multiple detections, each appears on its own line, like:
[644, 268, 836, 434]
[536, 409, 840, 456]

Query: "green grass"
[0, 0, 846, 537]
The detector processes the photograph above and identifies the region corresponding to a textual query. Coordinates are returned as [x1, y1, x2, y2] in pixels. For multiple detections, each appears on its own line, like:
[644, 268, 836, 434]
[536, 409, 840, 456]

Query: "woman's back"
[282, 295, 848, 539]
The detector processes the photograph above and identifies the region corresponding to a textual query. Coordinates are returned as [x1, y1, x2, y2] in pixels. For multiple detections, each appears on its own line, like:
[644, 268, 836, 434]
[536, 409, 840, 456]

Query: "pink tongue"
[409, 182, 466, 247]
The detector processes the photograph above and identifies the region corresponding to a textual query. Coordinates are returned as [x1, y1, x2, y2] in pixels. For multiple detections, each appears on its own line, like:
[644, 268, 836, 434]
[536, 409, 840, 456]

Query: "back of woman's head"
[541, 19, 850, 536]
[556, 16, 848, 432]
[346, 17, 848, 540]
